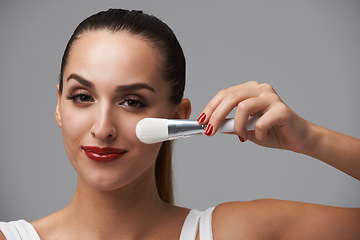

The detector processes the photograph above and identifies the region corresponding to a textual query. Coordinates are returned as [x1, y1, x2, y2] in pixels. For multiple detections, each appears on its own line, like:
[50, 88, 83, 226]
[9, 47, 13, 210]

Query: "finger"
[234, 93, 282, 139]
[206, 97, 242, 135]
[234, 96, 272, 139]
[254, 102, 290, 141]
[197, 89, 227, 124]
[198, 82, 261, 125]
[201, 83, 266, 136]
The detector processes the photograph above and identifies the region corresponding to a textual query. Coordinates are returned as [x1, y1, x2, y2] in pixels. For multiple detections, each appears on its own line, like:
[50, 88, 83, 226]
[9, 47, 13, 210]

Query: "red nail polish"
[197, 113, 206, 123]
[238, 136, 245, 142]
[205, 124, 213, 136]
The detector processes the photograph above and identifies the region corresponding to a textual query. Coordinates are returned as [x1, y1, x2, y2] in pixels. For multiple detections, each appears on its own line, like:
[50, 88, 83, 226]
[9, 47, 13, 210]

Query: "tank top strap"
[199, 207, 215, 240]
[179, 209, 203, 240]
[179, 207, 215, 240]
[0, 220, 40, 240]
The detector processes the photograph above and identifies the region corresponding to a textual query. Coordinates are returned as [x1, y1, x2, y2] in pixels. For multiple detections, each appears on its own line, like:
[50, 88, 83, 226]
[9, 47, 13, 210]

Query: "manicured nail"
[197, 113, 206, 123]
[205, 124, 213, 136]
[238, 136, 245, 142]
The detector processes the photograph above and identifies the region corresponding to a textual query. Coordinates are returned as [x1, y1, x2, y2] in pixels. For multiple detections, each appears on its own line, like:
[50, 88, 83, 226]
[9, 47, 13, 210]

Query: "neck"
[64, 168, 171, 239]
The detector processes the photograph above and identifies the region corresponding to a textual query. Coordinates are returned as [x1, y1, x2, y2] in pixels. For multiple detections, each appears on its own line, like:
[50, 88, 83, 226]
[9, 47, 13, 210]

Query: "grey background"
[0, 0, 359, 221]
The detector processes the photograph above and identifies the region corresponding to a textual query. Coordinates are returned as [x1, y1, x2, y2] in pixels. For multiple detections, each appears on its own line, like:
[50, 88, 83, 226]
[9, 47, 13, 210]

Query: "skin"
[1, 30, 359, 239]
[200, 82, 360, 180]
[30, 30, 192, 240]
[200, 82, 360, 239]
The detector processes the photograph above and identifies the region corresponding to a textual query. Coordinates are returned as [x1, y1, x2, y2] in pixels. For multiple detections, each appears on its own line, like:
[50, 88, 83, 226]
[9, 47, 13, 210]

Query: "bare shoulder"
[31, 209, 66, 240]
[0, 231, 6, 240]
[212, 199, 360, 240]
[212, 199, 281, 239]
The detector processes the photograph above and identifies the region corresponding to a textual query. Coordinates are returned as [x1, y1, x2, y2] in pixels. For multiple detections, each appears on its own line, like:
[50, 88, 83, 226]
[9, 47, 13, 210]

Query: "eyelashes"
[120, 96, 148, 109]
[65, 90, 148, 109]
[66, 91, 94, 103]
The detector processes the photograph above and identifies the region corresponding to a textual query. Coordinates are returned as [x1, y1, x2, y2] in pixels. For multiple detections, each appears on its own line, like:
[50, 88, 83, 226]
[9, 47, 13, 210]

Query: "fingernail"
[238, 136, 245, 142]
[197, 113, 206, 123]
[205, 124, 213, 136]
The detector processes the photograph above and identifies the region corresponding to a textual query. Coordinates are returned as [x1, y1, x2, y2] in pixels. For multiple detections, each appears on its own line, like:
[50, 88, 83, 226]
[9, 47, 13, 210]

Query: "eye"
[120, 96, 147, 109]
[66, 93, 94, 103]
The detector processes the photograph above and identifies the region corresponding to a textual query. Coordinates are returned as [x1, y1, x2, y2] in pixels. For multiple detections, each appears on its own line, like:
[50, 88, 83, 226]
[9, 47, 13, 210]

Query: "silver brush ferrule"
[167, 120, 206, 140]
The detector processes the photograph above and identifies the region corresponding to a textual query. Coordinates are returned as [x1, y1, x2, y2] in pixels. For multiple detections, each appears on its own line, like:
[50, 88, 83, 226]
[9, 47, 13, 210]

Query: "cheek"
[119, 115, 139, 142]
[60, 105, 91, 150]
[119, 114, 162, 162]
[118, 109, 170, 144]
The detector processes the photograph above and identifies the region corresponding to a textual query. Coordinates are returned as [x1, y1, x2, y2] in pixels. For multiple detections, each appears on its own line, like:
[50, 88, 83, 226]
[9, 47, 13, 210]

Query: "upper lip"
[82, 146, 127, 154]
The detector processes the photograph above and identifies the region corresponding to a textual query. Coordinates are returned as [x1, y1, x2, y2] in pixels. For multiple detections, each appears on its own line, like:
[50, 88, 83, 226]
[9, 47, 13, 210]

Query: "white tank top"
[179, 207, 215, 240]
[0, 207, 215, 240]
[0, 220, 40, 240]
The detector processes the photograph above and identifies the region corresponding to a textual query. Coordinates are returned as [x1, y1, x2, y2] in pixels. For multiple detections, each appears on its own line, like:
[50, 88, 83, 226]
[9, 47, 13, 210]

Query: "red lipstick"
[82, 146, 127, 163]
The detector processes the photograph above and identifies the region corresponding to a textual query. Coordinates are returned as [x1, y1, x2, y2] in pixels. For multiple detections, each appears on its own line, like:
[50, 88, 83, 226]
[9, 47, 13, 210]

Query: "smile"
[82, 146, 127, 163]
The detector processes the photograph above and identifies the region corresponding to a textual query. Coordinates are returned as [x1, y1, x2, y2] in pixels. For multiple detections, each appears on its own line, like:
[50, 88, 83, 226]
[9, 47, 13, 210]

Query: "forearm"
[306, 124, 360, 180]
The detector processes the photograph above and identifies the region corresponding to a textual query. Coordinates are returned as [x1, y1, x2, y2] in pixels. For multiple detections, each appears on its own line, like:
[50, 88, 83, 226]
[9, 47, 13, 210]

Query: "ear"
[172, 98, 192, 119]
[55, 84, 62, 128]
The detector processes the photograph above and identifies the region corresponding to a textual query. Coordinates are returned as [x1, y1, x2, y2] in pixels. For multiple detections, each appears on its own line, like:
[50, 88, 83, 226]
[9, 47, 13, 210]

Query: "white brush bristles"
[136, 118, 169, 144]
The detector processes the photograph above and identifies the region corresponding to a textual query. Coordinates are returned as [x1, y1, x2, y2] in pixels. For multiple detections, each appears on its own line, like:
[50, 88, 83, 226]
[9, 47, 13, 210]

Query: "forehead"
[64, 30, 167, 92]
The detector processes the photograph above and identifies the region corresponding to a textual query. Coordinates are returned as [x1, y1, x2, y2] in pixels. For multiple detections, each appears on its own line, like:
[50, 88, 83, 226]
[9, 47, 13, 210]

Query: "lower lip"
[83, 150, 126, 163]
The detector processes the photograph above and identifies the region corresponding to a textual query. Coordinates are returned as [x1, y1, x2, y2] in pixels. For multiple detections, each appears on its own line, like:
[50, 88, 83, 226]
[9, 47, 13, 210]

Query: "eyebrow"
[67, 73, 156, 93]
[115, 83, 155, 93]
[67, 74, 95, 89]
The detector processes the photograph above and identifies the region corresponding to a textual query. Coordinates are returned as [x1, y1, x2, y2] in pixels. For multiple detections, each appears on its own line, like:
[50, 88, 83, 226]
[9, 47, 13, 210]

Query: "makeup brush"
[136, 116, 259, 144]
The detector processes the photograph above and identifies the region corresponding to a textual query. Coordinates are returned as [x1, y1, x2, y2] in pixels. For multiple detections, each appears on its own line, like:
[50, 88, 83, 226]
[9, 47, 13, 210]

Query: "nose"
[90, 103, 117, 140]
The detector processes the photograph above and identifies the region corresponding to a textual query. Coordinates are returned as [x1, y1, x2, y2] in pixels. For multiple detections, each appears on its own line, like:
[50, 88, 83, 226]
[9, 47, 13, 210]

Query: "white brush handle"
[218, 115, 259, 133]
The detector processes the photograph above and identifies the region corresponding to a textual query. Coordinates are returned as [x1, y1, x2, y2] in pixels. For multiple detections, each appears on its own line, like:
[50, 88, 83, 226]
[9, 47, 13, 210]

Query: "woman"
[1, 8, 359, 240]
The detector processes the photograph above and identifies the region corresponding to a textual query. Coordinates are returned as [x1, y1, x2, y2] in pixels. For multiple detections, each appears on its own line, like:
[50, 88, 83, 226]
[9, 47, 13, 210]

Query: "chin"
[87, 176, 123, 191]
[79, 169, 130, 191]
[78, 161, 156, 193]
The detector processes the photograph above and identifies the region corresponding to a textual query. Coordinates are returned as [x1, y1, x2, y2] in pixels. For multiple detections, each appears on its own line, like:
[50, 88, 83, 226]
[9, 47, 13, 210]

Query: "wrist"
[301, 121, 323, 158]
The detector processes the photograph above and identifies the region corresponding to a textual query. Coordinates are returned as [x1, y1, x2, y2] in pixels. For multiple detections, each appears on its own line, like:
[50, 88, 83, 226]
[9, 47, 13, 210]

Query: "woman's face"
[56, 30, 178, 191]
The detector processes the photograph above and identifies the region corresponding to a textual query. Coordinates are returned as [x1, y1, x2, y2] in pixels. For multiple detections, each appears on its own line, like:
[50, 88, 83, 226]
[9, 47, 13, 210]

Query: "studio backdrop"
[0, 0, 359, 221]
